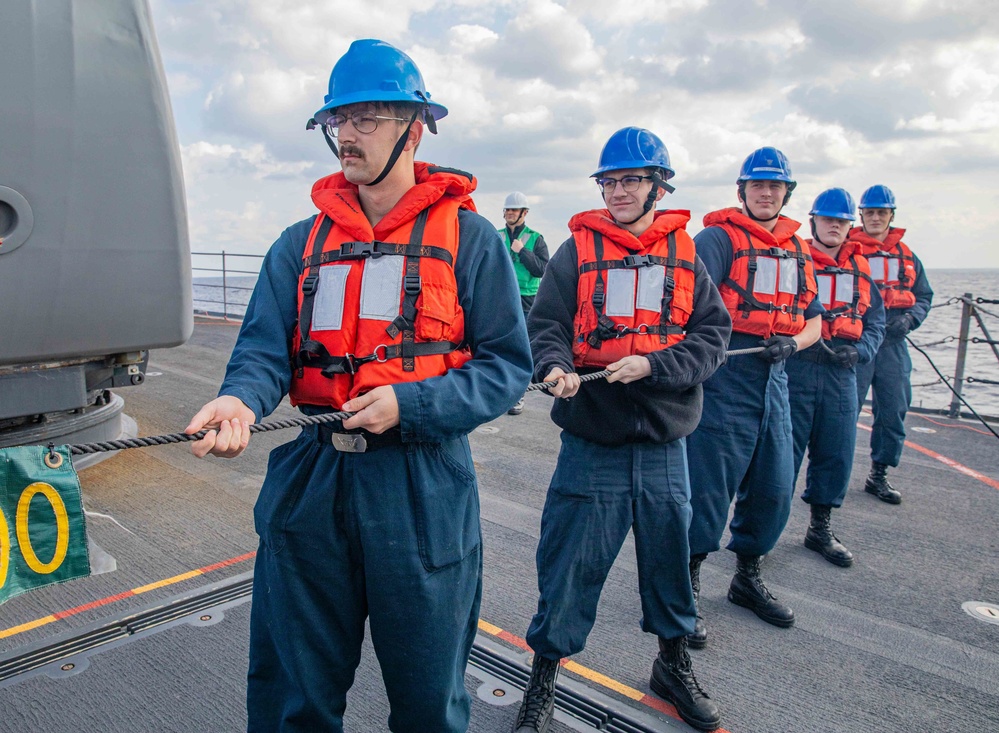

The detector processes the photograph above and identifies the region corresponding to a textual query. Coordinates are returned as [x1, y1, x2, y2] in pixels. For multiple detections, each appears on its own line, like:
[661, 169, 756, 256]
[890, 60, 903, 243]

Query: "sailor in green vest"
[499, 191, 550, 415]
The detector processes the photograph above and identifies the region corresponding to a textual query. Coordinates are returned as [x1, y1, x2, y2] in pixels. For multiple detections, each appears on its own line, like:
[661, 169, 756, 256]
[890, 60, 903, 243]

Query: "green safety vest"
[499, 225, 542, 296]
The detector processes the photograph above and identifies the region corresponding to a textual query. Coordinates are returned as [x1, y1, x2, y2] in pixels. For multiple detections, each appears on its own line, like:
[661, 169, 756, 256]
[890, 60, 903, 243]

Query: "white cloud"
[148, 0, 999, 268]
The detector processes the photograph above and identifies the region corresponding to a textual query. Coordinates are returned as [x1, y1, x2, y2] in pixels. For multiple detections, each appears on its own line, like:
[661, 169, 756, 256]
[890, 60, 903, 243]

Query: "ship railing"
[188, 252, 999, 422]
[190, 251, 264, 321]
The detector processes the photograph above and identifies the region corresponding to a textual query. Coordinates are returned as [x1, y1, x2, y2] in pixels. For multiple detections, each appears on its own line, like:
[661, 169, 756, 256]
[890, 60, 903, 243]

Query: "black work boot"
[865, 461, 902, 504]
[686, 553, 708, 649]
[650, 635, 721, 731]
[727, 554, 795, 627]
[804, 504, 854, 567]
[512, 654, 560, 733]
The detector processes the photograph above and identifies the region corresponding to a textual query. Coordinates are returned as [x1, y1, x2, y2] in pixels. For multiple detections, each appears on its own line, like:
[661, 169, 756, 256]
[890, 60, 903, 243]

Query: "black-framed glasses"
[595, 175, 655, 194]
[325, 112, 408, 137]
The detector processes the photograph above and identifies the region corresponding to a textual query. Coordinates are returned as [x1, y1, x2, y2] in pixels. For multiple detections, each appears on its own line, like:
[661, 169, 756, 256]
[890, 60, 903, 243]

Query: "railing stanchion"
[948, 292, 973, 418]
[222, 250, 229, 321]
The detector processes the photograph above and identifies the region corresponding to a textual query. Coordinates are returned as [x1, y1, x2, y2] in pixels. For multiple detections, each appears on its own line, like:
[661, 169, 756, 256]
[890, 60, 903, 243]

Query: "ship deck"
[1, 319, 997, 733]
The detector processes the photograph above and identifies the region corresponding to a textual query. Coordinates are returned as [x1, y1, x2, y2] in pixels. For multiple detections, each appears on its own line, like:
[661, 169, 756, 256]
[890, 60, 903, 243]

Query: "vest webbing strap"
[298, 216, 335, 350]
[297, 340, 463, 378]
[728, 226, 809, 319]
[582, 231, 686, 348]
[385, 209, 431, 371]
[302, 239, 452, 269]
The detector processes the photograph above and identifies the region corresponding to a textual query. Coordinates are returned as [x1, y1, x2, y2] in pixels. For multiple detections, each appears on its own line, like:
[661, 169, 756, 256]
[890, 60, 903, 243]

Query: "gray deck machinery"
[0, 0, 192, 465]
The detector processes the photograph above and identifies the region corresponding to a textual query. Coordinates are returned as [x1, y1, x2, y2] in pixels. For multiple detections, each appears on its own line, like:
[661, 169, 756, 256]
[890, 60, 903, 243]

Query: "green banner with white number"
[0, 445, 90, 604]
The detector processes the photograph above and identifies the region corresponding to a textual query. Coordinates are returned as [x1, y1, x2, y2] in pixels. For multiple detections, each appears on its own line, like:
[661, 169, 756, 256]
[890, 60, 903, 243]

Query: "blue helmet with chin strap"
[306, 40, 446, 186]
[810, 188, 856, 221]
[591, 127, 676, 226]
[592, 127, 675, 180]
[737, 146, 796, 188]
[859, 184, 896, 210]
[311, 39, 447, 127]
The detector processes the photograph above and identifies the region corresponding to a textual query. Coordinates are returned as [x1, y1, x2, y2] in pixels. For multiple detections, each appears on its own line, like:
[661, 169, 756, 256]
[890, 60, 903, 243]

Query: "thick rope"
[57, 345, 778, 456]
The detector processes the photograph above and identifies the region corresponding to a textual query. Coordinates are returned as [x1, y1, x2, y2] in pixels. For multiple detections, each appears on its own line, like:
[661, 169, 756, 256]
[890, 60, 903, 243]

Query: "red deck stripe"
[858, 423, 999, 490]
[1, 552, 256, 639]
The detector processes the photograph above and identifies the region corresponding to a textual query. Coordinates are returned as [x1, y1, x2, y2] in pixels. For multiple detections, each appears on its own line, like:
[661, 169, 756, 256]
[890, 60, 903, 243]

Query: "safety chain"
[966, 376, 999, 386]
[977, 297, 999, 305]
[971, 337, 999, 346]
[911, 336, 956, 349]
[905, 336, 999, 441]
[973, 303, 999, 320]
[929, 296, 962, 309]
[911, 379, 943, 388]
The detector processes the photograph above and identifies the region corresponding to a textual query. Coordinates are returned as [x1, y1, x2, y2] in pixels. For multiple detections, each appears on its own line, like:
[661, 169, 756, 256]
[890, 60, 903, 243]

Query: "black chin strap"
[306, 101, 435, 185]
[738, 182, 782, 223]
[610, 171, 675, 226]
[307, 117, 340, 159]
[810, 218, 827, 246]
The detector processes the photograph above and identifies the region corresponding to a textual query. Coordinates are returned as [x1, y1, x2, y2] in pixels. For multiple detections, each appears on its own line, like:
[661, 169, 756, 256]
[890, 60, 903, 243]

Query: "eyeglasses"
[595, 175, 655, 194]
[325, 112, 408, 137]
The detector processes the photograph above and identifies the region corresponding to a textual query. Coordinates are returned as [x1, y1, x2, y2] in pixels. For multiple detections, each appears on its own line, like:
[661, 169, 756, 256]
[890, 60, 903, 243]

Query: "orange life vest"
[849, 227, 917, 310]
[706, 208, 818, 338]
[289, 163, 476, 408]
[570, 209, 696, 368]
[808, 240, 872, 342]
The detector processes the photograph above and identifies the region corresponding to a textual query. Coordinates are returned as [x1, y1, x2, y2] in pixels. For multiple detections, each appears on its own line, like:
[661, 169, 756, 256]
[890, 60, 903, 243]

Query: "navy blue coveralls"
[218, 208, 532, 733]
[686, 227, 825, 558]
[786, 271, 885, 507]
[523, 228, 731, 659]
[855, 252, 933, 467]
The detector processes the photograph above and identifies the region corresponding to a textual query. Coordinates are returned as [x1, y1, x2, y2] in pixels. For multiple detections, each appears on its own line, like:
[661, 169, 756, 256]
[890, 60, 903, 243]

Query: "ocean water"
[191, 268, 999, 416]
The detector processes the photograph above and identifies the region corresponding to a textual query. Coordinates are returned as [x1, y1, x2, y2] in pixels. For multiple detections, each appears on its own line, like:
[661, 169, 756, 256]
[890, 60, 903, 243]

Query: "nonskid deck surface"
[1, 321, 997, 732]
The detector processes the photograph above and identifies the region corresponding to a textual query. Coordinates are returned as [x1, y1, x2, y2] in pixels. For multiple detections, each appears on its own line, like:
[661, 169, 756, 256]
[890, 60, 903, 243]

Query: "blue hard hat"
[859, 184, 896, 210]
[591, 127, 675, 180]
[312, 39, 447, 126]
[737, 147, 796, 187]
[810, 188, 856, 221]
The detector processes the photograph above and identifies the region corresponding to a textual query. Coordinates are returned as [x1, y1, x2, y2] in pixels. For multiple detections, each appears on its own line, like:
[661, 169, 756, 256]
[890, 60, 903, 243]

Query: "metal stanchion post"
[948, 292, 973, 418]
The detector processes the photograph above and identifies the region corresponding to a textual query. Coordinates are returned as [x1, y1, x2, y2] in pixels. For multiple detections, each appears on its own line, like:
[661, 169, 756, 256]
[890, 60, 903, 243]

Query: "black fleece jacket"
[527, 236, 732, 446]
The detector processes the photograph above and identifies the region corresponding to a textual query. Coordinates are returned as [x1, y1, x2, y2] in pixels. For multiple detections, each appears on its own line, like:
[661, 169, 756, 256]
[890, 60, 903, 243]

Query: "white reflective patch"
[636, 265, 666, 312]
[887, 257, 900, 282]
[778, 258, 799, 295]
[359, 255, 404, 321]
[868, 256, 887, 283]
[605, 269, 636, 317]
[817, 274, 833, 308]
[312, 265, 350, 331]
[753, 257, 778, 295]
[836, 273, 855, 303]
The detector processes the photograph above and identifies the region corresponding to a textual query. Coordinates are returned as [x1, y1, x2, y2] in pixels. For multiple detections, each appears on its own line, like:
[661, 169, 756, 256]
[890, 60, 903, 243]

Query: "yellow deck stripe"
[477, 619, 503, 635]
[562, 659, 645, 700]
[132, 569, 202, 594]
[0, 614, 57, 640]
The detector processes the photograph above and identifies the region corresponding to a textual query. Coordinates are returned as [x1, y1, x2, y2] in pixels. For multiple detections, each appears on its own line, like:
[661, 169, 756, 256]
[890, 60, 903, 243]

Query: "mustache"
[339, 144, 365, 158]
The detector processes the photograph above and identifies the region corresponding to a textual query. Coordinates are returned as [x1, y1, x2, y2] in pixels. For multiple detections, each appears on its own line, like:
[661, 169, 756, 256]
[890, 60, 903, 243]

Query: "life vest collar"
[569, 209, 692, 253]
[703, 208, 801, 246]
[807, 239, 860, 269]
[310, 162, 477, 242]
[849, 226, 906, 252]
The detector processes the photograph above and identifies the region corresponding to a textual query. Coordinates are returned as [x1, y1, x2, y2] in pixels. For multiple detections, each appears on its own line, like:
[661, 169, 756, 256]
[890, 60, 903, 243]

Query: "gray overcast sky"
[150, 0, 999, 268]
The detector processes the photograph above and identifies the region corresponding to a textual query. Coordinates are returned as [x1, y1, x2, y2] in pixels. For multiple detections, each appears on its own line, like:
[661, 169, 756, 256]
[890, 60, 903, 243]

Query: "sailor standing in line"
[785, 189, 885, 567]
[499, 192, 550, 415]
[684, 147, 823, 648]
[185, 39, 531, 733]
[850, 185, 933, 504]
[512, 127, 730, 733]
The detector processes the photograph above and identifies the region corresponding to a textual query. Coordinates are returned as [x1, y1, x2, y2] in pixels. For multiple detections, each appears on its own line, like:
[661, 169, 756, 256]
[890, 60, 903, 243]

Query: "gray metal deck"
[1, 319, 997, 732]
